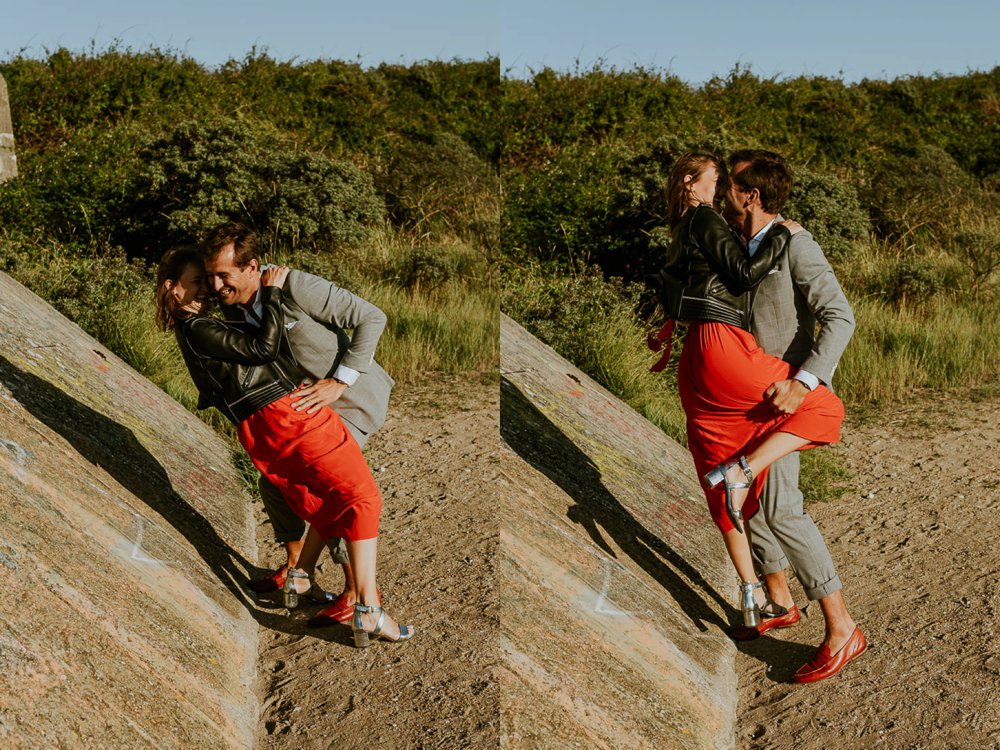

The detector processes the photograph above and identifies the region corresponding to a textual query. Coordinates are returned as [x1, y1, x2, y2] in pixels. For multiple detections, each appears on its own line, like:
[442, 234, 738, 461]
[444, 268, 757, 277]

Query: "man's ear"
[745, 187, 760, 209]
[247, 258, 260, 274]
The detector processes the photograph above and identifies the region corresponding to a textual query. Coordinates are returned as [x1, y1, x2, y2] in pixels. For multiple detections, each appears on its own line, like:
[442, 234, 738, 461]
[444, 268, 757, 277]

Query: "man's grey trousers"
[746, 452, 841, 600]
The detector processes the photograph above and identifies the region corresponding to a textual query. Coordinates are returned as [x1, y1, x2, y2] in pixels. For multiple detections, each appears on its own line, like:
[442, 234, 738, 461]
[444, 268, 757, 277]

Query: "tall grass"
[837, 297, 1000, 403]
[277, 229, 498, 382]
[2, 229, 497, 410]
[501, 266, 686, 443]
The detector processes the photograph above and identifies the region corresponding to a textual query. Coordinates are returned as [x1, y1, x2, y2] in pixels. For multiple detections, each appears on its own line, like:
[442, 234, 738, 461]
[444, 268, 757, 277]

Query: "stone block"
[500, 313, 738, 750]
[0, 271, 258, 748]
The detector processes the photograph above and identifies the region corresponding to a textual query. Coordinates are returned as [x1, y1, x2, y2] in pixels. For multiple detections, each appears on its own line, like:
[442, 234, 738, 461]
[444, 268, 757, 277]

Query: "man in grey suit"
[722, 150, 864, 682]
[200, 222, 394, 624]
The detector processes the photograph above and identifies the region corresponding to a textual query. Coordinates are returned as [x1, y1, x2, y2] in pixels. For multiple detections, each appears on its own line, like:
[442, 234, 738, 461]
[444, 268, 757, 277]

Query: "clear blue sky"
[0, 0, 499, 68]
[1, 0, 997, 84]
[501, 0, 1000, 83]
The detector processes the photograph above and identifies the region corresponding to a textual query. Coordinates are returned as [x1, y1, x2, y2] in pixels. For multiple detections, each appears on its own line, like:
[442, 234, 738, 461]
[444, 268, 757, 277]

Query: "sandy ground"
[249, 377, 499, 750]
[737, 389, 1000, 750]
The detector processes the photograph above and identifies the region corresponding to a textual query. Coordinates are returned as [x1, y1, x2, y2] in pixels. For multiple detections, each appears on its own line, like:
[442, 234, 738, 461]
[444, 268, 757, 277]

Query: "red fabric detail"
[648, 320, 676, 372]
[677, 322, 844, 534]
[237, 393, 382, 541]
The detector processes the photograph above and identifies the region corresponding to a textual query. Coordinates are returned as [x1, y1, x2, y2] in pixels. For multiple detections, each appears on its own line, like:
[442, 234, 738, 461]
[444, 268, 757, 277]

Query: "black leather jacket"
[176, 286, 303, 425]
[649, 204, 791, 330]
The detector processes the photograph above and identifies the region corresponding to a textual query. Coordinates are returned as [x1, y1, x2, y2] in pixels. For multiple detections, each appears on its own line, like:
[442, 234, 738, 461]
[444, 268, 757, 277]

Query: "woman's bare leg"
[346, 537, 402, 640]
[295, 530, 357, 600]
[722, 526, 760, 589]
[719, 432, 811, 599]
[295, 526, 326, 577]
[724, 431, 812, 518]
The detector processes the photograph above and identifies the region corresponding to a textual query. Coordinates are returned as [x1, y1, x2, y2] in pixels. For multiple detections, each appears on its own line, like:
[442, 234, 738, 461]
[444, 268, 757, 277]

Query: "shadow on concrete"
[501, 377, 732, 633]
[0, 353, 309, 635]
[734, 634, 819, 684]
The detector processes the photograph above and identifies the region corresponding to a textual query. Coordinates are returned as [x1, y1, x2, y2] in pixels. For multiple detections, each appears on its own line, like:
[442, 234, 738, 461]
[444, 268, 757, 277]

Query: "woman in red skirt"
[156, 247, 413, 647]
[651, 152, 845, 627]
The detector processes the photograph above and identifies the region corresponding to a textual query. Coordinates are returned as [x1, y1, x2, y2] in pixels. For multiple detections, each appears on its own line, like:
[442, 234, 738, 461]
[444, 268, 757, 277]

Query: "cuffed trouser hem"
[756, 554, 790, 577]
[753, 556, 841, 600]
[803, 573, 842, 601]
[748, 453, 843, 601]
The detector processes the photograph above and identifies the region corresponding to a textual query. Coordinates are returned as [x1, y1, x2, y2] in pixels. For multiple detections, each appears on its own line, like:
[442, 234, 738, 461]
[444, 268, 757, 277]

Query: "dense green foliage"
[0, 48, 499, 254]
[502, 64, 1000, 279]
[501, 65, 1000, 501]
[0, 48, 499, 433]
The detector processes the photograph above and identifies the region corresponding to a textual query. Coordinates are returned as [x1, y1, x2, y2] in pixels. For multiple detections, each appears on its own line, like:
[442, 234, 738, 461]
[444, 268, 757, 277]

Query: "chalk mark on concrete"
[594, 558, 630, 617]
[129, 512, 163, 563]
[0, 438, 29, 465]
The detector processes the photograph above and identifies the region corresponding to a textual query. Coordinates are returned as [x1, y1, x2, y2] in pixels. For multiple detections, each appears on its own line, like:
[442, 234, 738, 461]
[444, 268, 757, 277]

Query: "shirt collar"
[747, 218, 778, 257]
[239, 284, 264, 324]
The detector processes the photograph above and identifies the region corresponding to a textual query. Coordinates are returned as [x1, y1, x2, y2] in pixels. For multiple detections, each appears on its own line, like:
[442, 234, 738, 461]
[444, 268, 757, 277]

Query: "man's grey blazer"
[222, 269, 394, 445]
[750, 218, 855, 384]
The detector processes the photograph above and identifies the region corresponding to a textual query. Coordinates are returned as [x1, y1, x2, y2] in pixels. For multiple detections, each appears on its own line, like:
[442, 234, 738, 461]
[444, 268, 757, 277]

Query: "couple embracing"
[155, 221, 414, 647]
[651, 149, 864, 683]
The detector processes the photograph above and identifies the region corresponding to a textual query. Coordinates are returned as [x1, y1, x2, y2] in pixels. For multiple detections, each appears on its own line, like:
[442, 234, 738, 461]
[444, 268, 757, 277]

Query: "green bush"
[882, 255, 966, 303]
[503, 136, 689, 279]
[386, 244, 485, 293]
[862, 145, 977, 242]
[0, 130, 140, 247]
[132, 118, 384, 257]
[377, 131, 499, 244]
[783, 166, 869, 260]
[947, 229, 1000, 295]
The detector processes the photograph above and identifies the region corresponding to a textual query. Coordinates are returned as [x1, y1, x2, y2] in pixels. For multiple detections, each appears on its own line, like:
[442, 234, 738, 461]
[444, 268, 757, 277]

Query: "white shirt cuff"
[793, 369, 820, 391]
[332, 364, 360, 386]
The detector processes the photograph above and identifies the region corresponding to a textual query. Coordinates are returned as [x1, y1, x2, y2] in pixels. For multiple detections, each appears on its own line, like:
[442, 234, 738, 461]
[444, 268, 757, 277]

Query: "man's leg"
[288, 529, 354, 597]
[259, 473, 358, 596]
[745, 468, 796, 612]
[251, 474, 307, 590]
[748, 453, 857, 651]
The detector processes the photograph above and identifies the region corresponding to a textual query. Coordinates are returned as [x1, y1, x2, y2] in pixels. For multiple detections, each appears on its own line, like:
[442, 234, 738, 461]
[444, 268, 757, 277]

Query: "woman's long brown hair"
[155, 245, 202, 332]
[666, 152, 727, 229]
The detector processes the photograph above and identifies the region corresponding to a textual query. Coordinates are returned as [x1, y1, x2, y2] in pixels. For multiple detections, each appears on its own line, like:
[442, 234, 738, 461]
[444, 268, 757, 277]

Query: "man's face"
[202, 244, 259, 306]
[723, 161, 753, 227]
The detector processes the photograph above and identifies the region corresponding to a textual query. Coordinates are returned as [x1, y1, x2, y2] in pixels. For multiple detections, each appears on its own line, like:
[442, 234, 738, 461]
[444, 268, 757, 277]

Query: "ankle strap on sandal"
[737, 456, 753, 483]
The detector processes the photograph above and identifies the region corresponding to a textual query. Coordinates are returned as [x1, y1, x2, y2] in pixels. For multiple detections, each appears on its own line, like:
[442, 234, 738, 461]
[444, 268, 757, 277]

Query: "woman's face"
[686, 164, 720, 207]
[168, 262, 209, 317]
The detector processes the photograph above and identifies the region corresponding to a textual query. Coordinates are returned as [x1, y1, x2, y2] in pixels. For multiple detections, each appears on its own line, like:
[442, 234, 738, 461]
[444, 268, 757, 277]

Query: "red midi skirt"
[677, 322, 844, 534]
[237, 392, 382, 541]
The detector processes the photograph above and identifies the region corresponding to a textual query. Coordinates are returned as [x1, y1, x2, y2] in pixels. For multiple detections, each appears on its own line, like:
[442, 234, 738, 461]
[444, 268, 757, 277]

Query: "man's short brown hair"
[200, 222, 259, 268]
[727, 149, 794, 214]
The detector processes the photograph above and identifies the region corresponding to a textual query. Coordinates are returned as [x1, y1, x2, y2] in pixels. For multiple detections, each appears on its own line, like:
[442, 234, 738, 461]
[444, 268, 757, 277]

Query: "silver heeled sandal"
[282, 568, 334, 609]
[704, 456, 754, 534]
[352, 602, 416, 648]
[739, 579, 764, 627]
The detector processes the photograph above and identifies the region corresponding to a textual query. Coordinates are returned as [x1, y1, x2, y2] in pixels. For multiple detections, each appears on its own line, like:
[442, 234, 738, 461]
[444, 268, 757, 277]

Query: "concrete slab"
[500, 313, 738, 750]
[0, 74, 16, 181]
[0, 271, 258, 748]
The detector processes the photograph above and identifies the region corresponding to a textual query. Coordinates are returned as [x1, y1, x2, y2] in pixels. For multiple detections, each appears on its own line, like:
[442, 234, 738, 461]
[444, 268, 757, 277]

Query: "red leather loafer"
[793, 626, 867, 683]
[307, 590, 382, 628]
[727, 604, 800, 641]
[248, 567, 288, 594]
